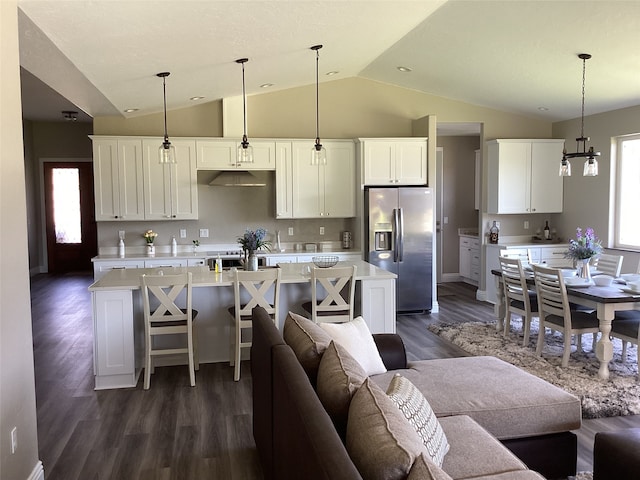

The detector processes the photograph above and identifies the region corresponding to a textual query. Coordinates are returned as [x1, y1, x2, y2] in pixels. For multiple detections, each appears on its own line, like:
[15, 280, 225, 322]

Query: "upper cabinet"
[278, 140, 355, 219]
[487, 139, 565, 214]
[358, 138, 428, 185]
[142, 139, 198, 220]
[92, 136, 198, 221]
[93, 138, 145, 221]
[196, 139, 276, 170]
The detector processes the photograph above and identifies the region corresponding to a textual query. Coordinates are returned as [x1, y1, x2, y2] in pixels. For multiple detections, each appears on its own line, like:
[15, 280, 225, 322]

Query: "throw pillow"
[406, 454, 454, 480]
[319, 316, 387, 376]
[386, 374, 450, 467]
[283, 311, 332, 385]
[347, 378, 428, 480]
[316, 341, 367, 439]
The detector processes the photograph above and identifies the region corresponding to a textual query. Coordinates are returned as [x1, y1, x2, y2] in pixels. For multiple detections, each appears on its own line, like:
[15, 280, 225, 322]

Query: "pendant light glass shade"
[583, 157, 598, 176]
[157, 72, 176, 164]
[559, 54, 600, 176]
[236, 58, 254, 163]
[310, 45, 326, 166]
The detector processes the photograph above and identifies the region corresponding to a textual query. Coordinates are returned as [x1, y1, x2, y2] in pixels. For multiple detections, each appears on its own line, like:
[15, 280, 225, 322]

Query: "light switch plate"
[319, 226, 325, 235]
[180, 229, 187, 238]
[288, 227, 294, 236]
[199, 229, 209, 238]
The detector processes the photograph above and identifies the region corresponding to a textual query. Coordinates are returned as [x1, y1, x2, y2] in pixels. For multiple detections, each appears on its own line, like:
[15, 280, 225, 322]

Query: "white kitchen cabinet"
[93, 259, 146, 280]
[459, 236, 480, 284]
[196, 139, 276, 170]
[142, 138, 198, 220]
[93, 138, 145, 221]
[143, 258, 189, 268]
[291, 140, 356, 218]
[487, 139, 565, 214]
[359, 138, 428, 186]
[275, 141, 294, 218]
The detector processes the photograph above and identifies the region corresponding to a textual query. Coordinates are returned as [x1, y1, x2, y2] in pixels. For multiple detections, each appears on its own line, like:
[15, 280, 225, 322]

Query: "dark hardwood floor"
[30, 274, 639, 478]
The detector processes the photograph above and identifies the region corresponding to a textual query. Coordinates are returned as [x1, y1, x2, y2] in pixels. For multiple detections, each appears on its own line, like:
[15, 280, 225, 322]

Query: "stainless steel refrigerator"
[364, 187, 433, 312]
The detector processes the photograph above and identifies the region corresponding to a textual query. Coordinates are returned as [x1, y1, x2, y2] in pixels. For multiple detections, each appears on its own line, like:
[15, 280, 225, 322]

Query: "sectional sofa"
[251, 306, 582, 480]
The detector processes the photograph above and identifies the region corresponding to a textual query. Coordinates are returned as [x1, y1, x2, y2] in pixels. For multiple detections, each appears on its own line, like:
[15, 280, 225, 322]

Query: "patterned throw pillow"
[386, 374, 450, 467]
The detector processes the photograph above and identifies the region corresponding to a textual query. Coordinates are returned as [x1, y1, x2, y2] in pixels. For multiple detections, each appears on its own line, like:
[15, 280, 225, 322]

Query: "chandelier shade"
[560, 53, 600, 177]
[157, 72, 176, 164]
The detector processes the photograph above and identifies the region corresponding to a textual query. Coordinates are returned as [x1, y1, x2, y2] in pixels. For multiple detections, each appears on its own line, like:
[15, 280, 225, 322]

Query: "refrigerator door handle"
[398, 207, 404, 262]
[393, 208, 399, 262]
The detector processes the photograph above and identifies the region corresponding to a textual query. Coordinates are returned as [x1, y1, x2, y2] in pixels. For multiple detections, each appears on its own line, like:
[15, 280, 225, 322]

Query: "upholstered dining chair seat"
[150, 309, 198, 327]
[509, 293, 538, 313]
[545, 311, 598, 329]
[612, 317, 640, 338]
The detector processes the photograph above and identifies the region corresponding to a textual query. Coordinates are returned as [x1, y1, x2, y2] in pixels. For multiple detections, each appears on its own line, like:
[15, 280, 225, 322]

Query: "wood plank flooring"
[30, 274, 640, 479]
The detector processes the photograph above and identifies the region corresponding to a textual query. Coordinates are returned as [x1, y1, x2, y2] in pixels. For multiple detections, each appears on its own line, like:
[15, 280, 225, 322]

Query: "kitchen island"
[88, 260, 396, 389]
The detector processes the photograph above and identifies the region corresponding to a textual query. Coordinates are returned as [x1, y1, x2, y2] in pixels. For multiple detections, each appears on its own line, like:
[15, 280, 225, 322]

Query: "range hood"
[208, 171, 266, 187]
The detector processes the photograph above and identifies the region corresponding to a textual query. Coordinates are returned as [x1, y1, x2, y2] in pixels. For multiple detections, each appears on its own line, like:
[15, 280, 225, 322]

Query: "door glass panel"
[53, 168, 82, 244]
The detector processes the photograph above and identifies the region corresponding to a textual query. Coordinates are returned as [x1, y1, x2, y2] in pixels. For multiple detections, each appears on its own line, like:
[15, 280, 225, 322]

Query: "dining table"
[492, 268, 640, 380]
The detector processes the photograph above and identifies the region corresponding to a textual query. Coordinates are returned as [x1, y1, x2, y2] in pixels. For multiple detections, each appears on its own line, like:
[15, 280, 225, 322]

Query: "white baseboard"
[28, 461, 45, 480]
[441, 273, 462, 283]
[431, 299, 439, 313]
[476, 289, 488, 302]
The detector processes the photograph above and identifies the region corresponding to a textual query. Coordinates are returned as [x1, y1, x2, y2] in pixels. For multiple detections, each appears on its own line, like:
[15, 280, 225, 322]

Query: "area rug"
[427, 319, 640, 419]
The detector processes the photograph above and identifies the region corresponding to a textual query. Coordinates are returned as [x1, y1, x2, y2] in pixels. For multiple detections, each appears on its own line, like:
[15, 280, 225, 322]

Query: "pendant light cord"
[242, 60, 248, 139]
[315, 47, 320, 142]
[162, 75, 169, 142]
[579, 55, 586, 143]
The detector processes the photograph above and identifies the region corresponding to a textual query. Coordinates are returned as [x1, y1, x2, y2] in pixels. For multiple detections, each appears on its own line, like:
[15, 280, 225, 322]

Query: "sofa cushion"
[283, 311, 332, 385]
[317, 341, 367, 439]
[347, 378, 427, 480]
[319, 317, 387, 375]
[386, 374, 449, 467]
[406, 454, 453, 480]
[438, 415, 529, 479]
[370, 356, 582, 440]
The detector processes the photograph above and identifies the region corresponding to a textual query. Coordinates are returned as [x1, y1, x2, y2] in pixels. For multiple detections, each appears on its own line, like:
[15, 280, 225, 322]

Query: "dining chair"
[500, 248, 532, 266]
[499, 255, 538, 346]
[591, 253, 624, 277]
[141, 272, 198, 390]
[302, 265, 357, 324]
[228, 268, 281, 381]
[532, 264, 600, 367]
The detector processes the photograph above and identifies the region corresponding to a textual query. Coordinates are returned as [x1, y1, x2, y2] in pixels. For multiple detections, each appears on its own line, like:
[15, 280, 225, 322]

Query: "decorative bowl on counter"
[312, 256, 339, 268]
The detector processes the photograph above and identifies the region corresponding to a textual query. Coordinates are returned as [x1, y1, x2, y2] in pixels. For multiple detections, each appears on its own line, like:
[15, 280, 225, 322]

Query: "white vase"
[147, 244, 155, 256]
[245, 252, 258, 271]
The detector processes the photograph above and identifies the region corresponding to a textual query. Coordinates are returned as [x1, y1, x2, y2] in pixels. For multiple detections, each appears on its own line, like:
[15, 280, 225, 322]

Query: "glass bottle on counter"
[489, 221, 499, 244]
[544, 221, 550, 240]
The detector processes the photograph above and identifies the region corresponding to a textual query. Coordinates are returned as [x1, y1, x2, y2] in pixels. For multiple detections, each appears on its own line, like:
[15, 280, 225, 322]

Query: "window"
[52, 167, 82, 244]
[615, 134, 640, 250]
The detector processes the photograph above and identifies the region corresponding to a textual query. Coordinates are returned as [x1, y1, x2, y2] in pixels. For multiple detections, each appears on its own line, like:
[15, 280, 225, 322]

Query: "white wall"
[553, 105, 640, 273]
[1, 2, 42, 479]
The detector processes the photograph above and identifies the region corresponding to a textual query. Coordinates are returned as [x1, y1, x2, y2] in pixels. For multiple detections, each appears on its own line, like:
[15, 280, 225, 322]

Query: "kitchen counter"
[88, 261, 396, 389]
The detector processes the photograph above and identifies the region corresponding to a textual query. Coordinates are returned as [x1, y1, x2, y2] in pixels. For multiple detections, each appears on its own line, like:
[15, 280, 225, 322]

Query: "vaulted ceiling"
[17, 0, 640, 125]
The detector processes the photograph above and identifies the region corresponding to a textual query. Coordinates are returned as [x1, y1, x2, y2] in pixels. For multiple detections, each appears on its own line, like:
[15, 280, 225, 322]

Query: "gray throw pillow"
[283, 311, 331, 385]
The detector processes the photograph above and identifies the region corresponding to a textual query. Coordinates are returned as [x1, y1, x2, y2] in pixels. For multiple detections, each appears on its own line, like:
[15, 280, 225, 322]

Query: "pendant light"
[157, 72, 176, 164]
[236, 58, 254, 163]
[310, 45, 326, 165]
[559, 53, 600, 177]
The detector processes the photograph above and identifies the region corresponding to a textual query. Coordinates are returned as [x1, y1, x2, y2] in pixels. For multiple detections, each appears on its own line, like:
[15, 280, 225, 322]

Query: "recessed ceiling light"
[260, 83, 274, 89]
[397, 66, 412, 73]
[538, 107, 549, 111]
[190, 96, 205, 101]
[124, 108, 138, 113]
[326, 71, 339, 76]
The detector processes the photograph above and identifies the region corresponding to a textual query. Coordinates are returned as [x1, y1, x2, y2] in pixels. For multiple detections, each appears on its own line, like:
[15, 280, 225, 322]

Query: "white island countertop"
[89, 260, 394, 291]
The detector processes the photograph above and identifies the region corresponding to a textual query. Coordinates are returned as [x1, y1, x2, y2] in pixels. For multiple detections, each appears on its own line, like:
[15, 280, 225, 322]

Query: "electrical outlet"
[180, 229, 187, 238]
[319, 226, 325, 235]
[10, 427, 17, 454]
[288, 227, 294, 236]
[118, 230, 125, 240]
[524, 221, 529, 229]
[199, 228, 209, 238]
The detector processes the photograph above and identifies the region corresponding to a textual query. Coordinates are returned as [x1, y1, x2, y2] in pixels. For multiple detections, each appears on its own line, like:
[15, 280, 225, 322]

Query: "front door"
[43, 161, 97, 273]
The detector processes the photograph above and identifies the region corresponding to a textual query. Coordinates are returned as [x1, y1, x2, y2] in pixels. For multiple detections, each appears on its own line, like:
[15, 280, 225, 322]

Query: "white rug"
[427, 319, 640, 419]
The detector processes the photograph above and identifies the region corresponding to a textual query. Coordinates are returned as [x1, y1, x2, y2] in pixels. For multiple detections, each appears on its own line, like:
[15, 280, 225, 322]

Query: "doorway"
[43, 161, 97, 273]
